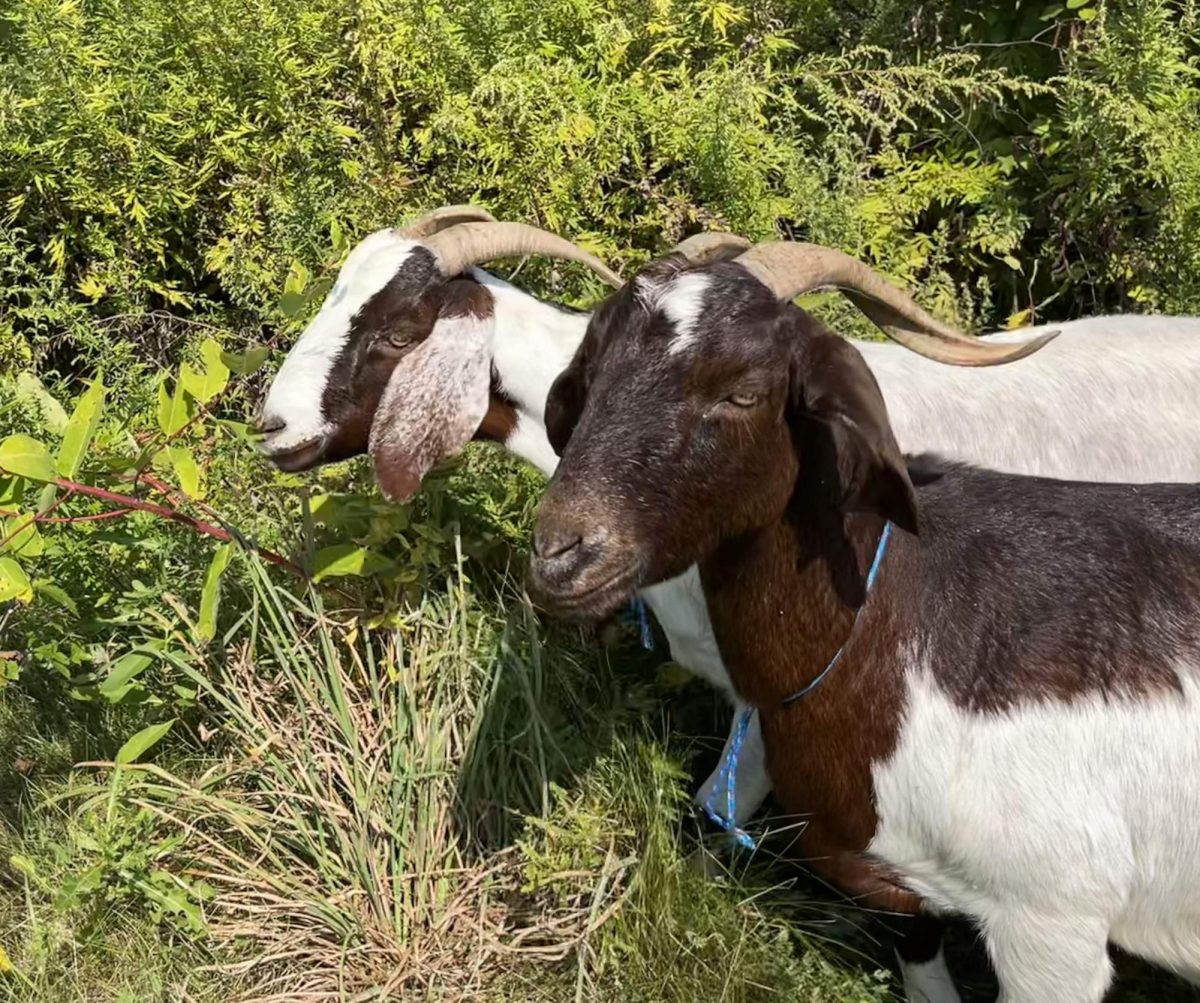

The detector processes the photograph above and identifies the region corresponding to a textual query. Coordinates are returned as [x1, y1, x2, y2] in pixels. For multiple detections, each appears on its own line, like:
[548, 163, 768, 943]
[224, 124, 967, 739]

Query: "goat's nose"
[257, 413, 286, 436]
[533, 526, 584, 561]
[531, 520, 612, 594]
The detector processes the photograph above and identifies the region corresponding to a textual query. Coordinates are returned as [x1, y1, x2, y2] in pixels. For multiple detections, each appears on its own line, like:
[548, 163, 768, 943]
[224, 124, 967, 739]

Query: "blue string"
[627, 596, 655, 651]
[703, 706, 758, 851]
[703, 521, 895, 849]
[782, 521, 892, 706]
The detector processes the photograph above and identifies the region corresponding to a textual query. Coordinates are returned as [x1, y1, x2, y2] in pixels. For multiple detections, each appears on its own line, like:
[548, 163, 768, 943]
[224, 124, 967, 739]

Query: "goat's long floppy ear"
[368, 288, 494, 502]
[791, 334, 919, 535]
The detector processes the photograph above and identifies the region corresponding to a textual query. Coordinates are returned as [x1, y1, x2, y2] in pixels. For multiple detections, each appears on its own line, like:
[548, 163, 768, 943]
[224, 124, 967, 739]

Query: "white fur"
[871, 669, 1200, 1001]
[260, 229, 419, 455]
[898, 949, 961, 1003]
[661, 273, 712, 355]
[473, 269, 588, 426]
[858, 315, 1200, 482]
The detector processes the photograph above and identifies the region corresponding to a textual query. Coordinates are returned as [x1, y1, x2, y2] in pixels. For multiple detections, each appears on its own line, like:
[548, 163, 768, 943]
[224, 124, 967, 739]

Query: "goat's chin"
[528, 563, 641, 623]
[265, 436, 329, 472]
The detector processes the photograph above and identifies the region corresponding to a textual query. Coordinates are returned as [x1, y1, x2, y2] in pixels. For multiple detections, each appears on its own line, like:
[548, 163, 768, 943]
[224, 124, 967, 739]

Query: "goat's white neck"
[471, 269, 589, 477]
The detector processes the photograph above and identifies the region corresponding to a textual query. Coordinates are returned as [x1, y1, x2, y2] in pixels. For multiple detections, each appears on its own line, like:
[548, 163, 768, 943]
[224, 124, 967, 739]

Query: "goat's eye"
[726, 392, 759, 408]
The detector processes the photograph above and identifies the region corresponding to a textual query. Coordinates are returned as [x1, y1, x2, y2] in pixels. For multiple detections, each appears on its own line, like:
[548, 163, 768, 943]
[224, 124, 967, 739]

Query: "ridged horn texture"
[735, 242, 1057, 367]
[671, 232, 751, 263]
[398, 205, 497, 239]
[422, 221, 623, 289]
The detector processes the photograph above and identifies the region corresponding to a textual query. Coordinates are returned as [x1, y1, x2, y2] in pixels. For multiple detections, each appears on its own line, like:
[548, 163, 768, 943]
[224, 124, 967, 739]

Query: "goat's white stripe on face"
[663, 273, 712, 355]
[260, 229, 421, 454]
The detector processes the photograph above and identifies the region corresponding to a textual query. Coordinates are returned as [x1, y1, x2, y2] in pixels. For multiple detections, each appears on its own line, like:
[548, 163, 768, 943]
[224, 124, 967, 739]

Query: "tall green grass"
[0, 543, 898, 1000]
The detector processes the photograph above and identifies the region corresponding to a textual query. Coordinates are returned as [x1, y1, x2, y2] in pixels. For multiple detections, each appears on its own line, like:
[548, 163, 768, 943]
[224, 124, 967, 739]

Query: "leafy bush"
[1, 0, 1199, 999]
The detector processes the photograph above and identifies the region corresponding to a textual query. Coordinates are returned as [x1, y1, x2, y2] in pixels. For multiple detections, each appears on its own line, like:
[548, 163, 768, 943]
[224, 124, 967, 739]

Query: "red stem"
[0, 468, 307, 579]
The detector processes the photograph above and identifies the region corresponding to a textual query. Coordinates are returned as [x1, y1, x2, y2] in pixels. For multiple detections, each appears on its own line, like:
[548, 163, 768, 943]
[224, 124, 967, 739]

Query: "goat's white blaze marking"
[368, 311, 492, 500]
[897, 949, 960, 1003]
[870, 667, 1200, 992]
[260, 229, 419, 454]
[662, 273, 712, 355]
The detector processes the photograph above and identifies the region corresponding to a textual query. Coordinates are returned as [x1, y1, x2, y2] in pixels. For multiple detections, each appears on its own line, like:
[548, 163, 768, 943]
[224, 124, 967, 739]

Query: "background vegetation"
[0, 0, 1198, 998]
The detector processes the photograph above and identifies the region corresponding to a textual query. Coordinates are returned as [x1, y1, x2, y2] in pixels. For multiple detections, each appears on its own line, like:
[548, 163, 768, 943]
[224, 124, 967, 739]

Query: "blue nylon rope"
[703, 521, 894, 851]
[626, 596, 655, 651]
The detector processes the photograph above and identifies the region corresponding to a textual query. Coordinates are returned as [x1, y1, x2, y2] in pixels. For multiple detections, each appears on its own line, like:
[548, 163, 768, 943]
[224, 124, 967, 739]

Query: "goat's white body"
[860, 315, 1200, 483]
[871, 668, 1200, 1001]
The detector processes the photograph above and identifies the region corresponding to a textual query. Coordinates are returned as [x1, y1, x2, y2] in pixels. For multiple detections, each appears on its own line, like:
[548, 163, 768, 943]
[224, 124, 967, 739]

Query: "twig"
[0, 467, 306, 579]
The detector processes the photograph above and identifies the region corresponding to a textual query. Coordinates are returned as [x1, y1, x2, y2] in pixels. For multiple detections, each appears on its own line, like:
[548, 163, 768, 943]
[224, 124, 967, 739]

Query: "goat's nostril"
[534, 528, 584, 561]
[257, 416, 286, 436]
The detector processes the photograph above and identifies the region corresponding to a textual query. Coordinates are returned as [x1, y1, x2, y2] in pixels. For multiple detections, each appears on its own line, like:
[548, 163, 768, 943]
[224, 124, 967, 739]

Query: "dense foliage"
[0, 0, 1197, 999]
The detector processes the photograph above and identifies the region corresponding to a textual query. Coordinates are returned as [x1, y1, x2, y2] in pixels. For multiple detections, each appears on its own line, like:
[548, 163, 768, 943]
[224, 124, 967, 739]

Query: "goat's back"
[894, 457, 1200, 713]
[854, 315, 1200, 483]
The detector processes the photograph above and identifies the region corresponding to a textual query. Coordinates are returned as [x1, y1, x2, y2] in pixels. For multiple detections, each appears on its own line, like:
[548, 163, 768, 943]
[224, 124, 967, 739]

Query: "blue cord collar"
[781, 520, 892, 706]
[704, 521, 894, 850]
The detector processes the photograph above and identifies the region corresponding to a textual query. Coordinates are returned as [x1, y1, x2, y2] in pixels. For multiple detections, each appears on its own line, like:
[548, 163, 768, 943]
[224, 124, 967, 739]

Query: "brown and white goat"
[531, 243, 1200, 1003]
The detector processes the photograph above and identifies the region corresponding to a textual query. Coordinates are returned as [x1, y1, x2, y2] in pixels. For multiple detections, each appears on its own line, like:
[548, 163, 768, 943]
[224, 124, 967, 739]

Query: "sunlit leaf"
[0, 436, 56, 482]
[15, 373, 69, 434]
[198, 543, 233, 642]
[0, 514, 42, 557]
[157, 380, 196, 436]
[57, 375, 106, 477]
[115, 719, 175, 765]
[220, 345, 270, 375]
[311, 544, 390, 581]
[168, 446, 203, 499]
[0, 558, 32, 603]
[179, 339, 230, 404]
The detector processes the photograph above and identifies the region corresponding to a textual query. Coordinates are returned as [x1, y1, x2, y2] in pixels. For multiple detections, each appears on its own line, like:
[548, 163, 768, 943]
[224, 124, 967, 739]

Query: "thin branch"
[0, 467, 307, 579]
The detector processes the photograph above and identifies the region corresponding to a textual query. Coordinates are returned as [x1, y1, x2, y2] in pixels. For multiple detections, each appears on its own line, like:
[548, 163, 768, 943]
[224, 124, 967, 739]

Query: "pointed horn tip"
[957, 328, 1059, 367]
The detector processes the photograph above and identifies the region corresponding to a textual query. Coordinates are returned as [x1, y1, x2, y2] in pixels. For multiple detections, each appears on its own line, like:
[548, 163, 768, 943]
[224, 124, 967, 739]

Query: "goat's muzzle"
[529, 512, 640, 621]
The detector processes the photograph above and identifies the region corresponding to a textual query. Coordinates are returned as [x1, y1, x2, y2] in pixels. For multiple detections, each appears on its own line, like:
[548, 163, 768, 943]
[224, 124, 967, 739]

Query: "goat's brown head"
[258, 207, 621, 501]
[530, 242, 1057, 620]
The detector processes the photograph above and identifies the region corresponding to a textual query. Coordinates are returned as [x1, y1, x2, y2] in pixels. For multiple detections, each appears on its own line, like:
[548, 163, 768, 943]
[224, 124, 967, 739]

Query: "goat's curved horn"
[671, 232, 751, 263]
[422, 221, 622, 289]
[398, 205, 498, 239]
[735, 242, 1056, 366]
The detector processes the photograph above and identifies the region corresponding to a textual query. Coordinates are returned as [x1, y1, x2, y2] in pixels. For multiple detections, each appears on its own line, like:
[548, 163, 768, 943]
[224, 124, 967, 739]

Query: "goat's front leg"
[894, 915, 960, 1003]
[695, 702, 771, 829]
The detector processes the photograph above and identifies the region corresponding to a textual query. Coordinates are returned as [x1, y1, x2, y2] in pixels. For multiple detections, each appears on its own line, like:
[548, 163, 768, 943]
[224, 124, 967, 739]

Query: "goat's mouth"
[262, 435, 328, 472]
[529, 562, 642, 622]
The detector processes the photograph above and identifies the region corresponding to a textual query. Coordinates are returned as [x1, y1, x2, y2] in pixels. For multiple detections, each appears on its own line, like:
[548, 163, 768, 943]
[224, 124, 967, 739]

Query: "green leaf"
[198, 543, 233, 642]
[1, 514, 42, 557]
[1066, 0, 1090, 8]
[157, 380, 196, 436]
[0, 478, 22, 507]
[0, 558, 32, 603]
[99, 651, 155, 702]
[34, 580, 77, 613]
[179, 339, 230, 404]
[56, 376, 106, 478]
[15, 373, 69, 434]
[220, 345, 270, 375]
[36, 483, 57, 514]
[1077, 6, 1097, 18]
[279, 261, 312, 319]
[311, 544, 390, 581]
[115, 719, 175, 765]
[0, 435, 56, 482]
[168, 446, 203, 499]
